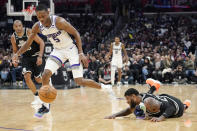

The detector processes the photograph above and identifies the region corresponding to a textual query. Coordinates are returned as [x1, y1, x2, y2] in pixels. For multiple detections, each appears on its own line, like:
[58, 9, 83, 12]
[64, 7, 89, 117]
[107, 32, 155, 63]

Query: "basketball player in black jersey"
[105, 79, 191, 122]
[11, 20, 45, 104]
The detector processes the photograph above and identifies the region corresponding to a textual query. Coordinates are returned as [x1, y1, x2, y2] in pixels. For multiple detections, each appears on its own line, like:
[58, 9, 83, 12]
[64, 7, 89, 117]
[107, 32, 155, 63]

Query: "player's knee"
[42, 70, 52, 81]
[24, 73, 32, 82]
[74, 78, 84, 86]
[35, 77, 42, 83]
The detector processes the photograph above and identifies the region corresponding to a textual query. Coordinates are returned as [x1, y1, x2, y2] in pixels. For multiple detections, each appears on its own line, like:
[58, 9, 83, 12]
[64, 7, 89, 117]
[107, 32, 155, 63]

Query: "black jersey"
[14, 28, 40, 57]
[140, 93, 184, 118]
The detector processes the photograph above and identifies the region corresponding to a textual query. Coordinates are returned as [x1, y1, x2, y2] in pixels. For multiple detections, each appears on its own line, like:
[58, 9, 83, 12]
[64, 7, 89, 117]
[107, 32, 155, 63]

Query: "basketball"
[39, 85, 57, 103]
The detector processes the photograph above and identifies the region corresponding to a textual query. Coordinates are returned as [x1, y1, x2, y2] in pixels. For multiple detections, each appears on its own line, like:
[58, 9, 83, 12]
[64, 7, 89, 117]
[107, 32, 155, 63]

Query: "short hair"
[124, 88, 139, 96]
[35, 4, 48, 12]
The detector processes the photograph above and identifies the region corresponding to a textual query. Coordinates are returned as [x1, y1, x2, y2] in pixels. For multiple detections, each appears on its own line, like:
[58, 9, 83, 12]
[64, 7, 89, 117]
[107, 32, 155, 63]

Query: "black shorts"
[21, 56, 44, 78]
[159, 94, 185, 118]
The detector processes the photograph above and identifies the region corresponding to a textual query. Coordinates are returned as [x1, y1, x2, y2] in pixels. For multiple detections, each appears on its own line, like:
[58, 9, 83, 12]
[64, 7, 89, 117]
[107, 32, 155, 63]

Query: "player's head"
[35, 4, 49, 25]
[115, 37, 120, 43]
[144, 97, 161, 113]
[13, 20, 23, 33]
[124, 88, 140, 108]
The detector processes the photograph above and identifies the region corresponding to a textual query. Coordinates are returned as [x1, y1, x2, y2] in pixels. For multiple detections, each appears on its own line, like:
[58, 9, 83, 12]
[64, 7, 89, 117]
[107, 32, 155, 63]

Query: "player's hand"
[150, 117, 162, 122]
[125, 56, 129, 64]
[104, 114, 116, 119]
[36, 56, 43, 66]
[79, 53, 88, 68]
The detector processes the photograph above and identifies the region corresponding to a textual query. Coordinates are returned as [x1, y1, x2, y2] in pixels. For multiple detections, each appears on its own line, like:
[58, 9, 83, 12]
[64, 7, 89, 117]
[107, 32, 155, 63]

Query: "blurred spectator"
[173, 65, 187, 84]
[152, 53, 162, 81]
[98, 63, 111, 84]
[184, 55, 195, 83]
[87, 56, 100, 81]
[121, 65, 134, 84]
[161, 55, 173, 83]
[130, 55, 143, 84]
[142, 57, 154, 82]
[0, 55, 11, 83]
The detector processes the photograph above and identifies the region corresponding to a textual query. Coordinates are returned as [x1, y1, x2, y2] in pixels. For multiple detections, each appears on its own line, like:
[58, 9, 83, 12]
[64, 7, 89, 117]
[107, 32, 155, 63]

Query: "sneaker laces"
[38, 105, 46, 113]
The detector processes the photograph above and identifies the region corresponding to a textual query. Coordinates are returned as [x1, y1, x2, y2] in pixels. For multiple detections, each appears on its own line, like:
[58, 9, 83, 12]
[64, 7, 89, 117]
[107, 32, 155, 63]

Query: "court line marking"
[0, 126, 32, 131]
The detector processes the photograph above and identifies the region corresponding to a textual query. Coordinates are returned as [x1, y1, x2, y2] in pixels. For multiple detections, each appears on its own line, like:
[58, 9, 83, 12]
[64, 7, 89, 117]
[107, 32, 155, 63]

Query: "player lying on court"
[12, 4, 112, 118]
[105, 78, 191, 122]
[11, 20, 44, 105]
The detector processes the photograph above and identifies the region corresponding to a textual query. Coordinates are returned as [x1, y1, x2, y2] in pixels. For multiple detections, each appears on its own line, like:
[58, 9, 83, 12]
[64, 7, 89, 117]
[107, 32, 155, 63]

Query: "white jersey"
[39, 15, 73, 49]
[112, 42, 122, 59]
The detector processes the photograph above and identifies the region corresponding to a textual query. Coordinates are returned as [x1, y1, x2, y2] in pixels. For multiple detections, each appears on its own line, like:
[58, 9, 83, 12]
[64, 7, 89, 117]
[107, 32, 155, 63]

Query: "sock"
[147, 86, 156, 94]
[34, 91, 38, 96]
[111, 68, 115, 85]
[49, 78, 53, 86]
[43, 103, 50, 109]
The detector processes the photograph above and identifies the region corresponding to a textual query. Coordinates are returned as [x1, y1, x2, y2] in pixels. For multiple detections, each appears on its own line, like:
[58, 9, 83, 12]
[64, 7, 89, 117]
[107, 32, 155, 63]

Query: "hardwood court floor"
[0, 85, 197, 131]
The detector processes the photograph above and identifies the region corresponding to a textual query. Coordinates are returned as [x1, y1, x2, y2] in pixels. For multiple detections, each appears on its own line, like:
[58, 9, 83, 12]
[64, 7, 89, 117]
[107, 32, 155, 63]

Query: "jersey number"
[115, 50, 118, 54]
[53, 37, 60, 42]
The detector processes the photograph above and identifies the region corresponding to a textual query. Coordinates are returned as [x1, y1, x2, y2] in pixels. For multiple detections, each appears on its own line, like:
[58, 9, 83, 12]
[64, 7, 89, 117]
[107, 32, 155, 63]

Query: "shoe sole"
[184, 100, 191, 107]
[146, 78, 161, 91]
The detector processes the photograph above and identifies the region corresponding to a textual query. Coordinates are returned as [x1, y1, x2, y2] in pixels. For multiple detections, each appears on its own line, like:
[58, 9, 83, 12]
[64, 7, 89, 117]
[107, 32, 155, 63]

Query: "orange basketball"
[39, 85, 57, 103]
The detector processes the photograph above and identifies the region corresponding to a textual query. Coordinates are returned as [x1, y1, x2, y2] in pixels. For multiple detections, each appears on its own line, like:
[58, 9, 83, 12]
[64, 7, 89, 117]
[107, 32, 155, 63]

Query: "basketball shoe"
[101, 83, 113, 93]
[184, 100, 191, 110]
[34, 104, 50, 118]
[146, 78, 161, 91]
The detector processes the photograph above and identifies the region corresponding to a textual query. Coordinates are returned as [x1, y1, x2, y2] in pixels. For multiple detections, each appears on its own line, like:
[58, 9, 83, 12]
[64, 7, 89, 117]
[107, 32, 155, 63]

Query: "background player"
[105, 37, 128, 86]
[11, 20, 45, 105]
[12, 4, 112, 118]
[105, 79, 191, 122]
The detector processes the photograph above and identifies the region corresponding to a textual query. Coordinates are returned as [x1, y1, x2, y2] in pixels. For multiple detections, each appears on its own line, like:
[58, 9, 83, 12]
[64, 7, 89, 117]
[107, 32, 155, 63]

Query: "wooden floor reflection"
[0, 84, 197, 131]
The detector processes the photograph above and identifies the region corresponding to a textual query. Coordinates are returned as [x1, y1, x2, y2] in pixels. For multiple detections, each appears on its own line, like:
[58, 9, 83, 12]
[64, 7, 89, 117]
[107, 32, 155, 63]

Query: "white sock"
[43, 102, 50, 109]
[111, 68, 115, 85]
[49, 78, 53, 86]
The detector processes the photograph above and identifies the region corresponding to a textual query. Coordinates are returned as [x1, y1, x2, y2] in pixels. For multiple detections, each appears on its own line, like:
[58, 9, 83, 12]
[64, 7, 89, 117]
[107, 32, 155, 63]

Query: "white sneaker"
[101, 83, 113, 93]
[117, 82, 121, 87]
[31, 96, 43, 105]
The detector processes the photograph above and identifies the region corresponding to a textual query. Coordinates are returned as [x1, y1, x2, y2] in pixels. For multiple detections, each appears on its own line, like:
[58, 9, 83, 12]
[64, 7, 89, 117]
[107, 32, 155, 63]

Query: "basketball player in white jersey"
[12, 4, 111, 118]
[105, 37, 128, 86]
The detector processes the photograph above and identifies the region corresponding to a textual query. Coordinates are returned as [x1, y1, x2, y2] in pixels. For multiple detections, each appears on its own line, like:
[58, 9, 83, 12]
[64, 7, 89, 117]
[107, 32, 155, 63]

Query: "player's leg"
[117, 58, 123, 86]
[35, 49, 63, 118]
[146, 78, 161, 94]
[71, 63, 100, 89]
[111, 60, 116, 86]
[117, 68, 122, 86]
[68, 44, 111, 91]
[32, 64, 44, 105]
[23, 72, 37, 94]
[22, 57, 38, 96]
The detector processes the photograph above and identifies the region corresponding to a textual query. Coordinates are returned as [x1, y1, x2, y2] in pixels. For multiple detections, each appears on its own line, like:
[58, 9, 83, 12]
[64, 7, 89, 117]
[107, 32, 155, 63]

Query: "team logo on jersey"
[46, 31, 61, 42]
[18, 40, 31, 50]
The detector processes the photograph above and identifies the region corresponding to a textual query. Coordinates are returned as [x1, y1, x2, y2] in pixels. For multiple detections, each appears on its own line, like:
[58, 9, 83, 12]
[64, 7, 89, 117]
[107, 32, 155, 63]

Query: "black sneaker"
[34, 104, 50, 118]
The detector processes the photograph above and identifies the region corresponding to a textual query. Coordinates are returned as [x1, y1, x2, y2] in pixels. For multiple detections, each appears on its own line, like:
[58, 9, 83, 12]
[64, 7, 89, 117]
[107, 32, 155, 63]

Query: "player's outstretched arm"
[11, 34, 18, 54]
[104, 107, 133, 119]
[11, 34, 19, 67]
[56, 17, 88, 67]
[122, 43, 129, 64]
